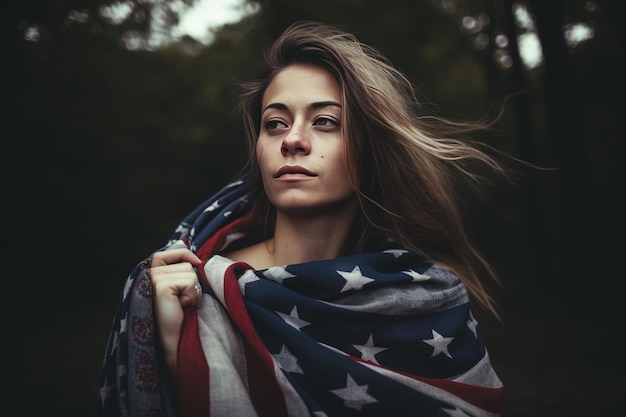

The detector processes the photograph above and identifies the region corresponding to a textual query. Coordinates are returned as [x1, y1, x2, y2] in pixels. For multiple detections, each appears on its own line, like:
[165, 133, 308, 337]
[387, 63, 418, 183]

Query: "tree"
[5, 0, 199, 49]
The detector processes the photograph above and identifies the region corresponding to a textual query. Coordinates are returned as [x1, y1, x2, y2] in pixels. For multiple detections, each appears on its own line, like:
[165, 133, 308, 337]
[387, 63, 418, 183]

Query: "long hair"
[238, 21, 505, 317]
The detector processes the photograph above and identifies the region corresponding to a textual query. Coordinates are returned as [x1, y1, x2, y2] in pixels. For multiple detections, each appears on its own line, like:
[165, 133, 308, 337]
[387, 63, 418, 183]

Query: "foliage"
[7, 0, 197, 49]
[8, 0, 624, 299]
[5, 1, 625, 416]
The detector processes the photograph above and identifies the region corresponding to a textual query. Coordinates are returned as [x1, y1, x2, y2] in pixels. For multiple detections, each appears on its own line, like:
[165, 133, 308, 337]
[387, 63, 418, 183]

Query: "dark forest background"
[4, 0, 625, 416]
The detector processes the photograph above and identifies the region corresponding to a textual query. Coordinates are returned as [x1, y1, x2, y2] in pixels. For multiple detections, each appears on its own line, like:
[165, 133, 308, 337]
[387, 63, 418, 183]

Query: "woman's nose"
[281, 123, 311, 155]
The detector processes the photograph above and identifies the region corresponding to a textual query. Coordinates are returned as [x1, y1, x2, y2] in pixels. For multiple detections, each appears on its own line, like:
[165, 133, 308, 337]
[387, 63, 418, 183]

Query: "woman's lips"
[274, 165, 317, 178]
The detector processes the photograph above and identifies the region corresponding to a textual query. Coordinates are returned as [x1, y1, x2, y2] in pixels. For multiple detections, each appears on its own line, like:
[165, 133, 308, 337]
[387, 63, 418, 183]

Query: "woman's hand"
[150, 248, 203, 376]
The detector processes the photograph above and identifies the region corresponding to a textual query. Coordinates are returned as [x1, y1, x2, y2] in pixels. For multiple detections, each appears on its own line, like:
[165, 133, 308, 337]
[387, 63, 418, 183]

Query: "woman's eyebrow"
[308, 100, 342, 110]
[262, 102, 288, 114]
[262, 101, 342, 115]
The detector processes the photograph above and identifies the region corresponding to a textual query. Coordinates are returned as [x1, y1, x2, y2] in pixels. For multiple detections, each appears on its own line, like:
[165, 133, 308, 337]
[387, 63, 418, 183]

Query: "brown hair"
[238, 21, 505, 317]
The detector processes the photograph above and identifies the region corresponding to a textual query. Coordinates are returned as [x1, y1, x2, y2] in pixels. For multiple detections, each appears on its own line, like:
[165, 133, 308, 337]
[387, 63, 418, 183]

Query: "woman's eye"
[313, 117, 338, 127]
[265, 120, 287, 130]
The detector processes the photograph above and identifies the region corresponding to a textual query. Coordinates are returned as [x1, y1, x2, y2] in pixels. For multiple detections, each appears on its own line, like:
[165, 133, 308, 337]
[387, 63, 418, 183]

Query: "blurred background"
[4, 0, 624, 416]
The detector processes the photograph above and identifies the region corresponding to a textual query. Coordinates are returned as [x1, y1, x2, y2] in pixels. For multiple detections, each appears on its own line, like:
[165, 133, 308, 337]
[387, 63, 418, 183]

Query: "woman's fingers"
[151, 248, 202, 267]
[151, 260, 203, 304]
[151, 261, 198, 275]
[149, 247, 203, 374]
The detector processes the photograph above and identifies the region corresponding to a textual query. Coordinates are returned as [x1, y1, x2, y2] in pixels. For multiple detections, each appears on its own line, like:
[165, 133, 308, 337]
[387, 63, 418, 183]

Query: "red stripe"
[414, 375, 503, 413]
[177, 308, 211, 417]
[352, 356, 503, 413]
[223, 263, 290, 417]
[195, 215, 255, 261]
[175, 216, 254, 417]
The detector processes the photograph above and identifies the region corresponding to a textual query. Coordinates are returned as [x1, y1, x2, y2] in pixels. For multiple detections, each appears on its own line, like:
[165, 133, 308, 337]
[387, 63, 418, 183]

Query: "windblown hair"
[238, 21, 505, 317]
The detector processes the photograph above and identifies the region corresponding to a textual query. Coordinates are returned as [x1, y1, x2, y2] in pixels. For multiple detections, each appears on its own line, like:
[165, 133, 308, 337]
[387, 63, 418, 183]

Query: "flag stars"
[238, 270, 260, 295]
[111, 332, 119, 355]
[352, 334, 388, 365]
[99, 378, 113, 408]
[122, 276, 134, 300]
[402, 269, 431, 282]
[276, 306, 311, 330]
[263, 266, 297, 284]
[330, 373, 378, 411]
[423, 329, 454, 359]
[273, 345, 303, 374]
[466, 312, 479, 339]
[204, 200, 220, 213]
[173, 224, 187, 235]
[119, 313, 128, 334]
[383, 249, 408, 258]
[336, 265, 375, 292]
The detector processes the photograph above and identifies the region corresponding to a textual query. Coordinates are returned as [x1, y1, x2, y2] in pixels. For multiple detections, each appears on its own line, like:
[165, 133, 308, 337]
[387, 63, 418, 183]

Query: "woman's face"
[256, 64, 355, 215]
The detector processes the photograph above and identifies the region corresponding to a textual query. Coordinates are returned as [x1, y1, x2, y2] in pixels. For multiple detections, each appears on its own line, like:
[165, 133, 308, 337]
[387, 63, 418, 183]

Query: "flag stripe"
[357, 358, 503, 414]
[176, 309, 211, 417]
[223, 263, 290, 417]
[99, 179, 503, 417]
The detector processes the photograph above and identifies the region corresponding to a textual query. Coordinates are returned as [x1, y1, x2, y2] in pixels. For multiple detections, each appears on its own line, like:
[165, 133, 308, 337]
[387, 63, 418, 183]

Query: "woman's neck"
[268, 206, 356, 265]
[226, 200, 357, 270]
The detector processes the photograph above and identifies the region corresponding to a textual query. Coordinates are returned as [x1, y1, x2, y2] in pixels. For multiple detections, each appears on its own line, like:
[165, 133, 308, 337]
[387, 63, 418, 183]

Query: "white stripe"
[197, 291, 259, 416]
[360, 360, 500, 417]
[319, 342, 500, 417]
[203, 255, 234, 305]
[201, 255, 311, 416]
[450, 352, 503, 388]
[271, 360, 314, 417]
[318, 265, 469, 316]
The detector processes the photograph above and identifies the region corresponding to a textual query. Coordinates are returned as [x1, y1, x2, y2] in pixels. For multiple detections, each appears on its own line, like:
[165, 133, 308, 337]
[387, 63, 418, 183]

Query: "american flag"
[99, 180, 503, 417]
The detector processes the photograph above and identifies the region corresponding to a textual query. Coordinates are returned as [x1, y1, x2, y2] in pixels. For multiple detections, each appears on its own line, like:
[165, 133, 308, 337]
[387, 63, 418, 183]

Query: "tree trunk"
[500, 0, 553, 279]
[528, 0, 590, 289]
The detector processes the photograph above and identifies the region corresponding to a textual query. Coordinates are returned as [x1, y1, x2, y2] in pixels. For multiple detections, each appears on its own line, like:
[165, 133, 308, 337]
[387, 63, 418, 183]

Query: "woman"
[100, 21, 504, 417]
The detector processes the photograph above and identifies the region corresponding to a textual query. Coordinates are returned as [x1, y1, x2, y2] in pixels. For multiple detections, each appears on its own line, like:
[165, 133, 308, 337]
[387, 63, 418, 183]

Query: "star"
[122, 276, 134, 300]
[110, 332, 119, 355]
[352, 334, 388, 365]
[402, 269, 431, 282]
[330, 373, 378, 411]
[117, 364, 127, 377]
[423, 329, 454, 359]
[272, 344, 303, 374]
[119, 313, 128, 334]
[99, 377, 113, 408]
[203, 200, 220, 213]
[239, 270, 260, 295]
[263, 266, 297, 284]
[383, 249, 408, 258]
[276, 306, 311, 330]
[466, 311, 478, 339]
[336, 265, 375, 292]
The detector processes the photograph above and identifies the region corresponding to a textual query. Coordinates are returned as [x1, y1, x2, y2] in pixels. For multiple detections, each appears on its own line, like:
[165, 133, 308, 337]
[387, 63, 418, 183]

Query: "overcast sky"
[172, 1, 594, 70]
[173, 0, 255, 43]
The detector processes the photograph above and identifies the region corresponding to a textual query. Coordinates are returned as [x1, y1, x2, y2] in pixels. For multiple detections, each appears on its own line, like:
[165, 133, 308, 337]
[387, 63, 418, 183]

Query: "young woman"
[100, 21, 505, 417]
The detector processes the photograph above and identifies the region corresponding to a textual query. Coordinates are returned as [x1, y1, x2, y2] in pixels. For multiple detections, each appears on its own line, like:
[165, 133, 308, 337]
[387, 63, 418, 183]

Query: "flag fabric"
[99, 179, 503, 417]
